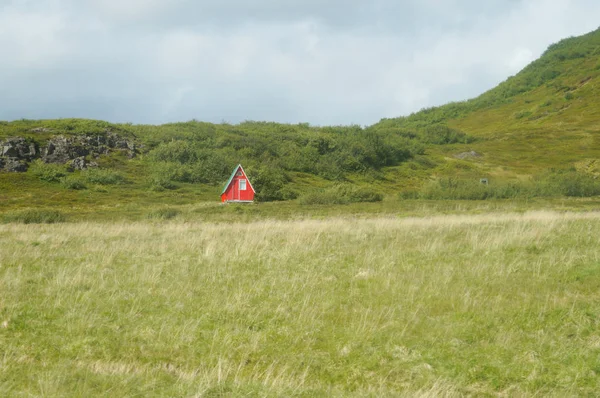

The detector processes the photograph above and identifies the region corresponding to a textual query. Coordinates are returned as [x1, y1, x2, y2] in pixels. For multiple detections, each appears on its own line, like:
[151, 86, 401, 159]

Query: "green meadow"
[2, 212, 600, 396]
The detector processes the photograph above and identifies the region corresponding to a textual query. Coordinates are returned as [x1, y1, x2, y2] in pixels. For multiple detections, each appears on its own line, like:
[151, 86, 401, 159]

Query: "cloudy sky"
[0, 0, 599, 126]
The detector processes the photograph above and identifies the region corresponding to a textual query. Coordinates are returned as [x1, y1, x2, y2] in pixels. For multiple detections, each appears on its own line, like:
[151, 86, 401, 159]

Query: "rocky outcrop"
[0, 132, 138, 172]
[1, 157, 28, 172]
[0, 138, 39, 172]
[1, 137, 39, 160]
[42, 133, 138, 163]
[43, 136, 89, 164]
[68, 156, 98, 171]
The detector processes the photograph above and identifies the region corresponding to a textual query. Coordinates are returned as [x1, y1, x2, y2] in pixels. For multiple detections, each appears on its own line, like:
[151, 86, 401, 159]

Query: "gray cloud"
[0, 0, 598, 125]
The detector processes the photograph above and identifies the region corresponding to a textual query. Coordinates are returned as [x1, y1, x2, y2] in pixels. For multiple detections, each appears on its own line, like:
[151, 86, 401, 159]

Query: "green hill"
[2, 27, 600, 219]
[376, 27, 600, 175]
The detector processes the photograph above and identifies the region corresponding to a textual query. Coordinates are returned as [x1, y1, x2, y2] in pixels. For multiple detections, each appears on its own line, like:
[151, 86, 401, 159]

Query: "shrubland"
[403, 169, 600, 200]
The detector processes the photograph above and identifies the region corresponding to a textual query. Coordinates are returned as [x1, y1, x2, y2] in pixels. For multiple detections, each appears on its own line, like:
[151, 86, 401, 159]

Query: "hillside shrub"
[415, 178, 495, 200]
[29, 160, 68, 182]
[299, 184, 383, 205]
[420, 125, 475, 145]
[514, 111, 533, 120]
[247, 166, 298, 202]
[402, 178, 535, 200]
[187, 154, 230, 184]
[141, 122, 427, 182]
[403, 170, 600, 201]
[82, 168, 126, 185]
[1, 209, 66, 224]
[60, 176, 87, 190]
[146, 207, 180, 220]
[149, 162, 190, 184]
[148, 176, 178, 191]
[534, 169, 600, 197]
[299, 190, 345, 205]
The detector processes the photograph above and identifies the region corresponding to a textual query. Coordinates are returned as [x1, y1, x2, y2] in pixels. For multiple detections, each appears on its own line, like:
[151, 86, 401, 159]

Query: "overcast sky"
[0, 0, 598, 126]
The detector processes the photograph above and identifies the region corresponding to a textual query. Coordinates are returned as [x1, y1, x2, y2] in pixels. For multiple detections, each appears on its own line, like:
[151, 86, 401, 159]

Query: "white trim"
[236, 165, 256, 193]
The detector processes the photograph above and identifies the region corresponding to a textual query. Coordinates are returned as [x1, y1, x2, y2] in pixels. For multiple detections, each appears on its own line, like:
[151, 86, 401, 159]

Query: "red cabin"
[221, 164, 255, 203]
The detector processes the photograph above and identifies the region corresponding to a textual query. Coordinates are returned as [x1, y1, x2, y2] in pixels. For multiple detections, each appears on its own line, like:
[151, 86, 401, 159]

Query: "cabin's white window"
[239, 179, 247, 191]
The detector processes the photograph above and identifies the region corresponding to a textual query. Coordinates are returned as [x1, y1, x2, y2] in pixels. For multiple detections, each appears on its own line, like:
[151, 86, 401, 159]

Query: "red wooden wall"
[221, 166, 255, 202]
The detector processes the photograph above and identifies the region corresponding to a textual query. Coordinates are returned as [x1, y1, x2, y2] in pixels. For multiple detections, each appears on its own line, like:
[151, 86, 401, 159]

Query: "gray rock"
[67, 156, 98, 171]
[68, 157, 87, 171]
[454, 151, 482, 160]
[1, 132, 138, 172]
[30, 127, 53, 133]
[2, 157, 28, 172]
[42, 135, 90, 164]
[0, 138, 39, 160]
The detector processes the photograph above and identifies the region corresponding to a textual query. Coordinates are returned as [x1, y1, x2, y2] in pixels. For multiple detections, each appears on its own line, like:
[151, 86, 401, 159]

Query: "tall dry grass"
[1, 212, 600, 396]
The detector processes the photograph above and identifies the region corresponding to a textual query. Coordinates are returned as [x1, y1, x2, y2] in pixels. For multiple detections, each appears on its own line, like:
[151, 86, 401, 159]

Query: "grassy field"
[1, 211, 600, 396]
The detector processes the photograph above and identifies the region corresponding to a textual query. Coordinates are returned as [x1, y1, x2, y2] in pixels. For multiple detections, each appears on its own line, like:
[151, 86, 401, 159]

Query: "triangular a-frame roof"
[221, 164, 255, 195]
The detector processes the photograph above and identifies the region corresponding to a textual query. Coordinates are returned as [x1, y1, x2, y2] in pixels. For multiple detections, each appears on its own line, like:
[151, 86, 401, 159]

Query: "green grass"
[28, 160, 68, 183]
[298, 184, 383, 205]
[81, 168, 126, 185]
[1, 209, 66, 224]
[1, 212, 600, 396]
[146, 207, 181, 220]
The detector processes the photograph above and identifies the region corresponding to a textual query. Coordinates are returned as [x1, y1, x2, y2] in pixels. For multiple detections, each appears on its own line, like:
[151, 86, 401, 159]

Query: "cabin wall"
[222, 174, 255, 202]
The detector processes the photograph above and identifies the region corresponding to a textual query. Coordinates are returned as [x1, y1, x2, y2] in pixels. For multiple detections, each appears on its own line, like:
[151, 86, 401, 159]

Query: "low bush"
[28, 160, 68, 182]
[414, 178, 530, 200]
[247, 166, 298, 202]
[420, 125, 475, 145]
[146, 207, 181, 220]
[148, 176, 178, 191]
[82, 168, 126, 185]
[534, 169, 600, 197]
[402, 170, 600, 201]
[1, 209, 66, 224]
[299, 190, 345, 205]
[514, 110, 533, 120]
[299, 184, 383, 205]
[60, 176, 88, 190]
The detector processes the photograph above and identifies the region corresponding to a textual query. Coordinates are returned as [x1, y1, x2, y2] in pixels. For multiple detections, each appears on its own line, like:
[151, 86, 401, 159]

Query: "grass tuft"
[1, 209, 66, 224]
[60, 176, 88, 190]
[146, 207, 181, 220]
[82, 168, 126, 185]
[299, 184, 383, 205]
[28, 159, 68, 183]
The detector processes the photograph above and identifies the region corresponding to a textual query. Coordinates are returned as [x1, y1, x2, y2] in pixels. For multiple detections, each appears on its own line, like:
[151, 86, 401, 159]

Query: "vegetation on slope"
[375, 27, 600, 130]
[1, 27, 600, 214]
[374, 27, 600, 182]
